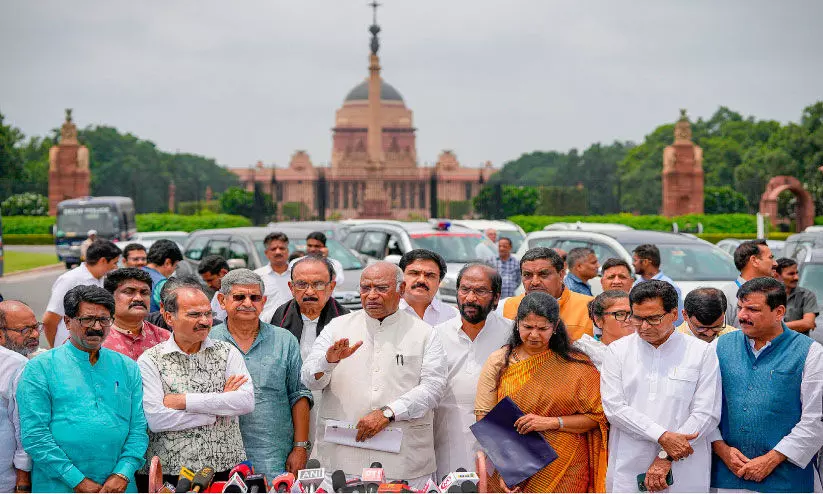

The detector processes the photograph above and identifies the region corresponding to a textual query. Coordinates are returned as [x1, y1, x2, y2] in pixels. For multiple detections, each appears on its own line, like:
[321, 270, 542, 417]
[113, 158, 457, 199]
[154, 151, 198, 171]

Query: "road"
[0, 265, 66, 348]
[5, 245, 57, 255]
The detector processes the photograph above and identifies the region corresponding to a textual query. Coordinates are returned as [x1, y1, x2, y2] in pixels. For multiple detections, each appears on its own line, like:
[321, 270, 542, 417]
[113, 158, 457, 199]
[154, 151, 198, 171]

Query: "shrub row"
[2, 216, 55, 234]
[697, 232, 792, 244]
[2, 214, 252, 235]
[510, 214, 765, 234]
[3, 234, 56, 245]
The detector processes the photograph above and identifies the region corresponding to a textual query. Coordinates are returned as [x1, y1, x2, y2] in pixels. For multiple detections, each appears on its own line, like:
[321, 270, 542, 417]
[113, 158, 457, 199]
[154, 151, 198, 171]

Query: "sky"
[1, 1, 821, 170]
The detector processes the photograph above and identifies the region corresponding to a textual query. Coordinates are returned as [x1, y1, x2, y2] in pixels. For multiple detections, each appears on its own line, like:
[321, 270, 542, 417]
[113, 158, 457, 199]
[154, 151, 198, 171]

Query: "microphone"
[438, 470, 480, 493]
[244, 474, 268, 493]
[158, 482, 177, 493]
[361, 462, 384, 493]
[297, 459, 325, 493]
[191, 466, 216, 493]
[176, 466, 196, 493]
[229, 461, 254, 481]
[375, 483, 413, 493]
[447, 486, 461, 493]
[222, 472, 248, 493]
[270, 472, 296, 493]
[460, 481, 478, 493]
[206, 482, 227, 493]
[331, 470, 348, 493]
[420, 478, 441, 493]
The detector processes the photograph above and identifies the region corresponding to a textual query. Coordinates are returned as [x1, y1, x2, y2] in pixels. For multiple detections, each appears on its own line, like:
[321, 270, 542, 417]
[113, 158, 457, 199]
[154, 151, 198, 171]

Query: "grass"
[3, 251, 60, 274]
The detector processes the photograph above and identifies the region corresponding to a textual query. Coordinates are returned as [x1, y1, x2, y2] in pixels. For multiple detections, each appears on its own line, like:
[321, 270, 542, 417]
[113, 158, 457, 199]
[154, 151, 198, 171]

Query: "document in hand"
[469, 396, 557, 487]
[324, 419, 404, 453]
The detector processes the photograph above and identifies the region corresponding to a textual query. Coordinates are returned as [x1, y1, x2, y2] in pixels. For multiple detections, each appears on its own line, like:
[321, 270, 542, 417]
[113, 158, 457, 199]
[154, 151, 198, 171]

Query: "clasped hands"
[73, 474, 127, 493]
[714, 442, 785, 483]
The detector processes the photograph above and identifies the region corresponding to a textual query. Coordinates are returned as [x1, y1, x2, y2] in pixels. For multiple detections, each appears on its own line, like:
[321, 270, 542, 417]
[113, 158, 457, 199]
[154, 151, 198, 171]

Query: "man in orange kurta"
[498, 247, 593, 341]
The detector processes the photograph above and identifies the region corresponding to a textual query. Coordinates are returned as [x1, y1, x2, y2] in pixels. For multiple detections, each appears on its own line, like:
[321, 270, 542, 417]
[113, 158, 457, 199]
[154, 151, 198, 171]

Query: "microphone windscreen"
[229, 462, 253, 480]
[461, 482, 478, 493]
[370, 462, 382, 469]
[176, 478, 192, 493]
[331, 470, 347, 493]
[455, 468, 467, 473]
[447, 486, 461, 493]
[306, 459, 322, 469]
[192, 466, 216, 492]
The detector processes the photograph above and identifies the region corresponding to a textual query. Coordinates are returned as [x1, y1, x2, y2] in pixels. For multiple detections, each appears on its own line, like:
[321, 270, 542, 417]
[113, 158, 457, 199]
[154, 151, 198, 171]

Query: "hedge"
[817, 216, 823, 225]
[3, 234, 56, 245]
[510, 214, 764, 234]
[697, 232, 792, 244]
[2, 214, 252, 235]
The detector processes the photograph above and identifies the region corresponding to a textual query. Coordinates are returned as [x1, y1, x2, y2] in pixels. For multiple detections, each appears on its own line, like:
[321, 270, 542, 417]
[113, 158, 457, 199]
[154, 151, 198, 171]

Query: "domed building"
[234, 12, 496, 219]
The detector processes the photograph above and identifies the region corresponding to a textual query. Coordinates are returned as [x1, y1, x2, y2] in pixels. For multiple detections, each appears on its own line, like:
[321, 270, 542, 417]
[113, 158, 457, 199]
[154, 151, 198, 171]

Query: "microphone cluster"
[148, 460, 479, 493]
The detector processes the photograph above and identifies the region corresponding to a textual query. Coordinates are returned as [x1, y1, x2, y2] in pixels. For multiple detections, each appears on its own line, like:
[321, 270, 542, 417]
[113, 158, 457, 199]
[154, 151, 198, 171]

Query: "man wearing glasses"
[601, 280, 721, 492]
[0, 302, 32, 493]
[301, 262, 447, 491]
[211, 269, 313, 478]
[677, 288, 738, 343]
[17, 285, 148, 493]
[0, 301, 42, 358]
[137, 282, 254, 490]
[433, 263, 511, 481]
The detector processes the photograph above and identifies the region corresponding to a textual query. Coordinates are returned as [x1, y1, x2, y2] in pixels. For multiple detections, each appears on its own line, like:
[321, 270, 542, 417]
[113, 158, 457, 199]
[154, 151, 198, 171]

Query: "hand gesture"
[326, 338, 363, 364]
[73, 478, 103, 493]
[738, 451, 785, 482]
[285, 447, 308, 475]
[99, 475, 128, 493]
[224, 374, 249, 392]
[644, 458, 672, 492]
[513, 414, 556, 434]
[658, 431, 698, 460]
[716, 442, 750, 477]
[356, 409, 389, 442]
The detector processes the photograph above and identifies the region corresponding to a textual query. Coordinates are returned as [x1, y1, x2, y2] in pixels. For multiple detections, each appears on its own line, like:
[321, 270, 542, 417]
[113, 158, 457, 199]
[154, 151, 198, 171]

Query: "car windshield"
[410, 233, 495, 263]
[621, 243, 738, 281]
[56, 206, 117, 236]
[799, 264, 823, 304]
[255, 238, 362, 270]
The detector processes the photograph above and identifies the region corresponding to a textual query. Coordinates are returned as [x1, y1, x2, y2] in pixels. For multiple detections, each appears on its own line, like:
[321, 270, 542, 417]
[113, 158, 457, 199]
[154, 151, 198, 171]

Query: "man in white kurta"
[433, 264, 511, 481]
[601, 280, 721, 493]
[398, 249, 459, 326]
[301, 262, 447, 491]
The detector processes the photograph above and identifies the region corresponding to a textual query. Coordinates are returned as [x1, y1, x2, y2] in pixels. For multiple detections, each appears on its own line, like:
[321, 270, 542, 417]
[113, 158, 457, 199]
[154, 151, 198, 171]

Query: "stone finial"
[679, 108, 688, 120]
[674, 109, 692, 143]
[60, 109, 79, 144]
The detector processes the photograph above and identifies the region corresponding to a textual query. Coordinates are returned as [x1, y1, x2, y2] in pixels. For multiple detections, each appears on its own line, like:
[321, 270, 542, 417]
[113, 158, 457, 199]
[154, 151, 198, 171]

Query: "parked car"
[266, 221, 353, 242]
[716, 238, 785, 258]
[798, 261, 823, 344]
[516, 229, 738, 296]
[128, 231, 189, 251]
[341, 220, 496, 304]
[177, 227, 363, 310]
[448, 219, 527, 252]
[543, 222, 635, 232]
[784, 231, 823, 264]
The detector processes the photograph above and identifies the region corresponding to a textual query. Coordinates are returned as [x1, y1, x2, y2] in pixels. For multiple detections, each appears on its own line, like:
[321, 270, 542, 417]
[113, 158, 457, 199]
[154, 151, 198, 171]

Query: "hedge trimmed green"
[510, 214, 763, 234]
[2, 214, 251, 235]
[3, 234, 55, 245]
[697, 232, 792, 244]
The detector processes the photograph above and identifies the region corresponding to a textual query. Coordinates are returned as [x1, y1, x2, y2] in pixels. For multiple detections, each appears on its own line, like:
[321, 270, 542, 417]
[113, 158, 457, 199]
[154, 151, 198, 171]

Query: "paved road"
[5, 245, 57, 254]
[0, 265, 66, 348]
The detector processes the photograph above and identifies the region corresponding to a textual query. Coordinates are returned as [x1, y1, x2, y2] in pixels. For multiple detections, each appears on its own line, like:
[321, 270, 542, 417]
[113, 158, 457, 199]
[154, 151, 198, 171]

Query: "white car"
[448, 219, 527, 252]
[127, 231, 189, 251]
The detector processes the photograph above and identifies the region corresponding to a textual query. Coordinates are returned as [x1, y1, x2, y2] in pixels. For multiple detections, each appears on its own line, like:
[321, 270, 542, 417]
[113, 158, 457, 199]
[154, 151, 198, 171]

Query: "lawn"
[3, 251, 60, 274]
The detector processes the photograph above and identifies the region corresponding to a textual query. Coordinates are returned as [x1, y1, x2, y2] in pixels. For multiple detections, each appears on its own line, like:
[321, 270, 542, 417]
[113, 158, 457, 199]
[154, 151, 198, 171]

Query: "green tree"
[1, 193, 49, 216]
[473, 185, 539, 219]
[219, 187, 256, 218]
[704, 186, 749, 214]
[0, 112, 24, 201]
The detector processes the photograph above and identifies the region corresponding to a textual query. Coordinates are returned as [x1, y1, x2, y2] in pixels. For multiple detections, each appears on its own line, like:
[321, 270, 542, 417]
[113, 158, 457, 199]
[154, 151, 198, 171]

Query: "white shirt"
[601, 331, 722, 493]
[254, 264, 293, 324]
[137, 337, 255, 433]
[400, 297, 459, 327]
[572, 333, 607, 371]
[210, 292, 227, 322]
[0, 346, 29, 493]
[45, 263, 103, 347]
[433, 311, 511, 481]
[300, 314, 320, 362]
[708, 338, 823, 471]
[301, 311, 447, 422]
[289, 256, 345, 286]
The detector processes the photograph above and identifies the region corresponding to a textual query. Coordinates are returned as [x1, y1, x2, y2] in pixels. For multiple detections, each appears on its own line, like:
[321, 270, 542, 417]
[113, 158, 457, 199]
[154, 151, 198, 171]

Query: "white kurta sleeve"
[601, 345, 668, 443]
[301, 321, 338, 390]
[185, 346, 255, 416]
[773, 343, 823, 468]
[675, 344, 722, 438]
[388, 329, 448, 421]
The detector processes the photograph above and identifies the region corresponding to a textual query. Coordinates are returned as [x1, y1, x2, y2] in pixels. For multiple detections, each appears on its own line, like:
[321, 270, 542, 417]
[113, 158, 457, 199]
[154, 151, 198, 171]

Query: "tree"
[1, 193, 49, 216]
[0, 112, 24, 201]
[219, 187, 256, 218]
[704, 186, 749, 214]
[473, 185, 539, 218]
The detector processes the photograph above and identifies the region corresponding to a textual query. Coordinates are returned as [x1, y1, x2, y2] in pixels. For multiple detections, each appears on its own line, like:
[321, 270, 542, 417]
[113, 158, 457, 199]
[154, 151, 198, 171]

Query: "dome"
[344, 79, 404, 102]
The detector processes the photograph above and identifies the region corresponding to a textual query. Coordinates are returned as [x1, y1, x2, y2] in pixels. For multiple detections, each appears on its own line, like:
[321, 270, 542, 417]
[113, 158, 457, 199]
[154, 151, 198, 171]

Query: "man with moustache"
[775, 258, 818, 334]
[17, 285, 148, 493]
[720, 239, 778, 327]
[601, 280, 721, 492]
[489, 237, 520, 298]
[302, 262, 447, 490]
[632, 244, 684, 326]
[710, 277, 823, 492]
[433, 263, 511, 480]
[143, 240, 184, 313]
[256, 232, 293, 323]
[103, 268, 171, 360]
[0, 301, 42, 358]
[198, 255, 230, 320]
[211, 269, 313, 477]
[0, 308, 31, 493]
[398, 249, 458, 326]
[137, 283, 254, 489]
[600, 258, 633, 292]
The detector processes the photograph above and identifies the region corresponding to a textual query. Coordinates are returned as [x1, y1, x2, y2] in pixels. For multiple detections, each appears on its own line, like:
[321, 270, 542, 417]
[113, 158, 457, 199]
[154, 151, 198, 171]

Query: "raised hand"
[326, 338, 363, 364]
[224, 374, 249, 392]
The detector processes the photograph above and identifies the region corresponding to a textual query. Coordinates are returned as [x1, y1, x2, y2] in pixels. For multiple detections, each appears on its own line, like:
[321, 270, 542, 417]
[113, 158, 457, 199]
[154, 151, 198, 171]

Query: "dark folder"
[469, 396, 558, 488]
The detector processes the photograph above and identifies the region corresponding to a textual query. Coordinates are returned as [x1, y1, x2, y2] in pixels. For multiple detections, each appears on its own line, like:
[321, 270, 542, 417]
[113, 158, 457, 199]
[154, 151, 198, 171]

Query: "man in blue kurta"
[710, 277, 823, 493]
[17, 285, 148, 493]
[210, 268, 312, 478]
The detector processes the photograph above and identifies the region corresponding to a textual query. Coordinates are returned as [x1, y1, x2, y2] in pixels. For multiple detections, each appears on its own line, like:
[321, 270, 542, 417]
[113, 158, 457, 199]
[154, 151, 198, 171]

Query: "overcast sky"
[1, 1, 821, 170]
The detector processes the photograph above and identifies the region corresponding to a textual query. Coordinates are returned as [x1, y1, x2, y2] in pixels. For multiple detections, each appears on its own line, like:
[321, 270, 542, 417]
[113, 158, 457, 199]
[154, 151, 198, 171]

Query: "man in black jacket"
[271, 255, 349, 361]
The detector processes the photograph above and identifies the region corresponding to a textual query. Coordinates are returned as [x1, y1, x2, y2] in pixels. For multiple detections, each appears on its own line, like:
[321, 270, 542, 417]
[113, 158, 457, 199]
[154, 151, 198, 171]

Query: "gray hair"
[292, 255, 336, 281]
[567, 247, 596, 270]
[362, 261, 404, 290]
[161, 276, 206, 314]
[219, 268, 265, 295]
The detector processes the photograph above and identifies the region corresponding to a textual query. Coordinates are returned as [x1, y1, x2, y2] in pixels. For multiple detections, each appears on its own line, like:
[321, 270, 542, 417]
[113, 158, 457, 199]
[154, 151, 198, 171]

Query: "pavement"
[5, 245, 57, 254]
[0, 264, 66, 348]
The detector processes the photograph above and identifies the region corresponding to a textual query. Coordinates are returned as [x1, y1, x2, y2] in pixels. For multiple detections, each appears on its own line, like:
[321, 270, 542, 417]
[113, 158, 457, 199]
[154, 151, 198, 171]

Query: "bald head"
[0, 300, 40, 357]
[362, 262, 404, 285]
[360, 262, 405, 320]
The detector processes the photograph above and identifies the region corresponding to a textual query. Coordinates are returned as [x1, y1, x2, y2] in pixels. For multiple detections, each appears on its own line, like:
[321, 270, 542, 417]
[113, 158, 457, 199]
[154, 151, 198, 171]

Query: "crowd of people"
[0, 231, 820, 493]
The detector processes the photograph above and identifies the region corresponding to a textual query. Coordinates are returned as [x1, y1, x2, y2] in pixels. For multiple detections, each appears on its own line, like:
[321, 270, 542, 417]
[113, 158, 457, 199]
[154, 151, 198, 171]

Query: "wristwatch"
[380, 406, 395, 422]
[657, 450, 673, 462]
[294, 441, 312, 453]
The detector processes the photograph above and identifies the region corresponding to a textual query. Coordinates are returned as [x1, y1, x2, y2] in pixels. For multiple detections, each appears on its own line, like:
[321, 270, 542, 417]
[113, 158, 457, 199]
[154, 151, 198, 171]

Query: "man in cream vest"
[301, 262, 447, 490]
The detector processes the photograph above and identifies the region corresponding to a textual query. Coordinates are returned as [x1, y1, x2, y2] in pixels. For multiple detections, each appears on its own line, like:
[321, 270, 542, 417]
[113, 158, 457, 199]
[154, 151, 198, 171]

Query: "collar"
[160, 335, 216, 355]
[399, 296, 445, 315]
[566, 272, 590, 287]
[735, 275, 746, 288]
[557, 286, 571, 307]
[77, 262, 98, 281]
[301, 313, 320, 323]
[365, 309, 403, 329]
[262, 264, 290, 277]
[640, 326, 681, 350]
[64, 340, 100, 364]
[111, 321, 145, 339]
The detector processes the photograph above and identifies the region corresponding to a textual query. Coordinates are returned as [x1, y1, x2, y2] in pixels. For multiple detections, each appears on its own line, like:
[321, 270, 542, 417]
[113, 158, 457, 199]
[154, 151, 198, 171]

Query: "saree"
[487, 350, 608, 493]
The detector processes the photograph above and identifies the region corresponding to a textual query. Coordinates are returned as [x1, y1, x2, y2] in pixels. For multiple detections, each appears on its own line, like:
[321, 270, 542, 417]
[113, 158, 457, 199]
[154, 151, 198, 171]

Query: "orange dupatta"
[488, 350, 608, 493]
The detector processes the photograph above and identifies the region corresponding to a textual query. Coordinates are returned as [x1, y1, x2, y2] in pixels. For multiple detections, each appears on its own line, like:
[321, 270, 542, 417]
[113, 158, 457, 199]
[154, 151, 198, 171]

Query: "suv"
[784, 231, 823, 264]
[177, 227, 364, 310]
[515, 229, 738, 296]
[341, 221, 496, 304]
[448, 219, 527, 252]
[798, 261, 823, 344]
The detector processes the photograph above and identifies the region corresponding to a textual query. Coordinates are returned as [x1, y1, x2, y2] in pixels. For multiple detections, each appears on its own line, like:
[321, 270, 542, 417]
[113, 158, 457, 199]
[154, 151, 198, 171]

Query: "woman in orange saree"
[475, 292, 609, 493]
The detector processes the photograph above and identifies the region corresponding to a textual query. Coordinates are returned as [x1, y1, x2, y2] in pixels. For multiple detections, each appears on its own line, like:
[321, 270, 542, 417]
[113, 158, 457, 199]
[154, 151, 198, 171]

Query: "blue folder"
[469, 396, 558, 488]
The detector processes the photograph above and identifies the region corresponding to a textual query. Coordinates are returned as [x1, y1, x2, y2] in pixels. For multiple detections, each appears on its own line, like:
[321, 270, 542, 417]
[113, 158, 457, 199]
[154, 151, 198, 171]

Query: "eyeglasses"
[231, 294, 264, 302]
[603, 310, 630, 322]
[359, 285, 392, 295]
[293, 281, 331, 291]
[1, 323, 43, 337]
[627, 313, 667, 326]
[688, 321, 725, 333]
[75, 316, 114, 328]
[458, 287, 493, 297]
